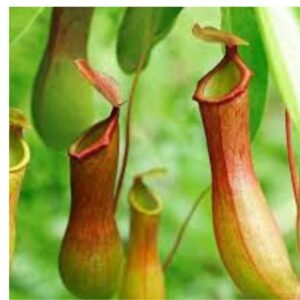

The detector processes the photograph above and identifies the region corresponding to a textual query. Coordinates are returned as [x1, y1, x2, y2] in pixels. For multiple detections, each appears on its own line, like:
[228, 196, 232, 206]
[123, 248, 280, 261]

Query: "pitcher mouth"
[193, 46, 253, 105]
[69, 108, 119, 160]
[9, 109, 30, 173]
[9, 138, 30, 173]
[129, 179, 162, 216]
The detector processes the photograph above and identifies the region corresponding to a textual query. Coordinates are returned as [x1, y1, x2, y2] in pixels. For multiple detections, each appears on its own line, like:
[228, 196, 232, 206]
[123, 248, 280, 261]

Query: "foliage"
[117, 7, 182, 73]
[256, 7, 300, 138]
[10, 7, 51, 109]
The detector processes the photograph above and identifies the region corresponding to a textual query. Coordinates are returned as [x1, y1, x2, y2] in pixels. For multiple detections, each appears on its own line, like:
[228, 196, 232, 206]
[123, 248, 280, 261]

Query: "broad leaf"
[256, 7, 300, 138]
[10, 7, 51, 107]
[117, 7, 182, 73]
[222, 7, 268, 140]
[10, 7, 45, 45]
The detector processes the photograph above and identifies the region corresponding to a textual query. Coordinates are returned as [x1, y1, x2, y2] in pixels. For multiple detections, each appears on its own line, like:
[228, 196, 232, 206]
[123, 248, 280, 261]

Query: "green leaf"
[9, 8, 51, 108]
[222, 7, 269, 139]
[256, 7, 300, 138]
[117, 7, 182, 73]
[10, 7, 46, 45]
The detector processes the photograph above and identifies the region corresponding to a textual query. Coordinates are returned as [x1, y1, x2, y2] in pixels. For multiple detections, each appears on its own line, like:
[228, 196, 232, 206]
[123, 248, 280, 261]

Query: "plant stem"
[113, 51, 147, 213]
[285, 110, 300, 250]
[286, 110, 300, 203]
[163, 186, 210, 271]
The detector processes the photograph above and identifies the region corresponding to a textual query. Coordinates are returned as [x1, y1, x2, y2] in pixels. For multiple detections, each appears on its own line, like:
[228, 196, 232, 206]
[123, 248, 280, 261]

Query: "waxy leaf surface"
[117, 7, 182, 73]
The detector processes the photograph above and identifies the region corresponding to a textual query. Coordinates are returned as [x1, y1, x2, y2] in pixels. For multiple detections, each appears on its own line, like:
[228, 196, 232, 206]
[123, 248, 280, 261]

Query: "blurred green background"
[9, 7, 300, 299]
